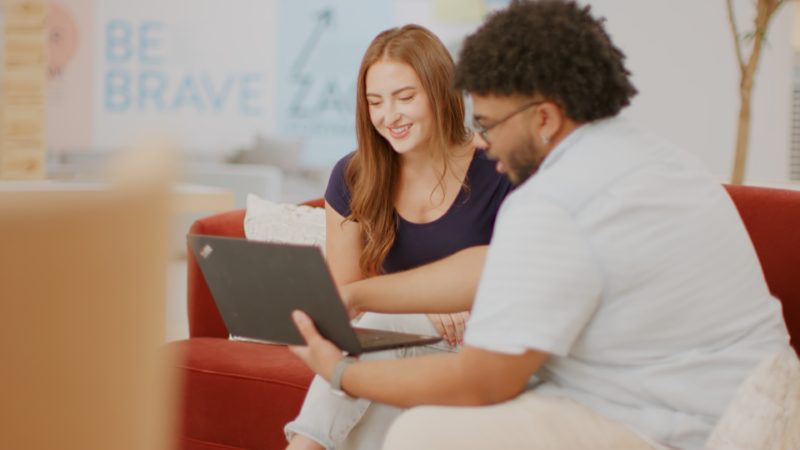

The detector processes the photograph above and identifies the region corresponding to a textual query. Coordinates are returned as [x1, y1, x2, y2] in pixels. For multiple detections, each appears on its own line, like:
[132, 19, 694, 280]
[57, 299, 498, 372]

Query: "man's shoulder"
[521, 119, 706, 215]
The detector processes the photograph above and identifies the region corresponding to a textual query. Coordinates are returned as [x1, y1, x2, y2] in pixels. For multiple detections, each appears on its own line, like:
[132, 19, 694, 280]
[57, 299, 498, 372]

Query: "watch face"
[48, 2, 79, 78]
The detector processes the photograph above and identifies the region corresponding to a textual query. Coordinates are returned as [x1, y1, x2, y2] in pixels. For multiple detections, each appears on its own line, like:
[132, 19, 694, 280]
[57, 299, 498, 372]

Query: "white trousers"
[284, 313, 456, 450]
[383, 391, 660, 450]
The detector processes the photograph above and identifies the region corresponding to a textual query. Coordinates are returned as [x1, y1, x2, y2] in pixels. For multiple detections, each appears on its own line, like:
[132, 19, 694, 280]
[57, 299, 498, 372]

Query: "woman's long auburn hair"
[346, 24, 470, 276]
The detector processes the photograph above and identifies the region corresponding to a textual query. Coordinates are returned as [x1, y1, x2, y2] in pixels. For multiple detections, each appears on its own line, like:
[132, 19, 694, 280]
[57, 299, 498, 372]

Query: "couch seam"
[177, 365, 311, 390]
[180, 436, 247, 450]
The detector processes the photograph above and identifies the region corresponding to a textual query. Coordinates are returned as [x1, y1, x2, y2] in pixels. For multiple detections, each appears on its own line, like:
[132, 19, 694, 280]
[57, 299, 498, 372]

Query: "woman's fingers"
[439, 314, 457, 347]
[427, 314, 446, 338]
[452, 312, 467, 345]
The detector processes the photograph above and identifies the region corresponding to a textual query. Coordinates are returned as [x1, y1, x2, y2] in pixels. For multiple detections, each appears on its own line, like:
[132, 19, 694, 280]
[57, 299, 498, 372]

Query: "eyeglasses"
[471, 100, 545, 145]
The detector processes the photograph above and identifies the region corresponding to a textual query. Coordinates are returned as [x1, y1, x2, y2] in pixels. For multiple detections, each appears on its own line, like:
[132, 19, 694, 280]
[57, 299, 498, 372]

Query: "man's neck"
[546, 119, 582, 154]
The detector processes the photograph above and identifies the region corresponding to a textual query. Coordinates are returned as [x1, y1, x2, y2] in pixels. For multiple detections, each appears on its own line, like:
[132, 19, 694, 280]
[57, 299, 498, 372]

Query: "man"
[289, 1, 791, 449]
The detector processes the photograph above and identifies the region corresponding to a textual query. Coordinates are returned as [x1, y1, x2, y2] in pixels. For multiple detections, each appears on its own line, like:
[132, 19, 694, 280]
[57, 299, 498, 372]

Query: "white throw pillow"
[243, 194, 325, 250]
[704, 346, 800, 450]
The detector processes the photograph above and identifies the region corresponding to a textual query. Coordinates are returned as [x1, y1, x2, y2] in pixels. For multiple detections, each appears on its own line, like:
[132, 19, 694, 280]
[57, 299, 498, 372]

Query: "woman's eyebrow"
[365, 86, 416, 98]
[391, 86, 416, 95]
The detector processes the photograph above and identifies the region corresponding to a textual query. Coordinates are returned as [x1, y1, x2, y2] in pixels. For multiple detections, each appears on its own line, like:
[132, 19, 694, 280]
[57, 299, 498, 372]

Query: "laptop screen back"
[189, 235, 363, 353]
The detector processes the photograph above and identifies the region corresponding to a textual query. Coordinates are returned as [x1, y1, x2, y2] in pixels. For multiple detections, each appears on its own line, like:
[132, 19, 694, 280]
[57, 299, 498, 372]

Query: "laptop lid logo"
[200, 244, 213, 259]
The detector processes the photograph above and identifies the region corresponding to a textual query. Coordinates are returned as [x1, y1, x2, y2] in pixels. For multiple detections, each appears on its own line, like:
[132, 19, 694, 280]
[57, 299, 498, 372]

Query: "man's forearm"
[348, 245, 487, 314]
[339, 345, 547, 408]
[340, 353, 484, 407]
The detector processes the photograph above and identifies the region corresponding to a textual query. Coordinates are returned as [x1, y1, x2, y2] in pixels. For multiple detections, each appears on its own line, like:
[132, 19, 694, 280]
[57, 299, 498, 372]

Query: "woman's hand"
[288, 310, 348, 381]
[427, 312, 470, 347]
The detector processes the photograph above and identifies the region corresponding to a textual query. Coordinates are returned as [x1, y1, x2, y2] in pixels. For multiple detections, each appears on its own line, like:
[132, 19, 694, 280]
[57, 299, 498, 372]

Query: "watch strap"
[330, 356, 357, 395]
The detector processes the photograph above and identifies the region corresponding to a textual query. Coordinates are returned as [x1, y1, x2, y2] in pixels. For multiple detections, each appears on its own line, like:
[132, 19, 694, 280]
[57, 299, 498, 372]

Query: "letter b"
[106, 21, 133, 63]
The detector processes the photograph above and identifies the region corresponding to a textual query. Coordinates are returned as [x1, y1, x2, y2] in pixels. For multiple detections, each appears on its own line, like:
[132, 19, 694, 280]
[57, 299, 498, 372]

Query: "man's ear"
[531, 102, 564, 145]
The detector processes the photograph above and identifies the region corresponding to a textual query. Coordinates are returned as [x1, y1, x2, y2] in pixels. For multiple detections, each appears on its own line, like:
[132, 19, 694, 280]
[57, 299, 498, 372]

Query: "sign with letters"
[276, 1, 390, 165]
[41, 0, 498, 168]
[92, 0, 276, 153]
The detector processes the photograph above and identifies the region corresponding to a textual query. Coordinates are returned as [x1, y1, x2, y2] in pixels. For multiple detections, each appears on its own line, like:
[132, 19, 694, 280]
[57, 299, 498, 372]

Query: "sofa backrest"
[724, 185, 800, 354]
[186, 188, 799, 353]
[187, 209, 246, 338]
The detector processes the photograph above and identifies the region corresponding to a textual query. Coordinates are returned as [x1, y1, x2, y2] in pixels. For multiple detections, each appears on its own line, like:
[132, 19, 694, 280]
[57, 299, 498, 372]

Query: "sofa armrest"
[303, 198, 324, 208]
[187, 209, 246, 338]
[725, 184, 800, 354]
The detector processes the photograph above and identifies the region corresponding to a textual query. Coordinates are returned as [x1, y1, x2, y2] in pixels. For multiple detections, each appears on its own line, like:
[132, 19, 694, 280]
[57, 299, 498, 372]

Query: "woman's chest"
[394, 177, 464, 224]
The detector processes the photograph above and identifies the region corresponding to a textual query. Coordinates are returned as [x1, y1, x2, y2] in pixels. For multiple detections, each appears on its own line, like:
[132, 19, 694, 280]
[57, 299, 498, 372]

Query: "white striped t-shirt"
[464, 117, 790, 450]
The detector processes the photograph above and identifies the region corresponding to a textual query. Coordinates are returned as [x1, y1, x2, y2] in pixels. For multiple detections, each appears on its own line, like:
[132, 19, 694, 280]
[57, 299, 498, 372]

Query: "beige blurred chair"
[0, 146, 178, 450]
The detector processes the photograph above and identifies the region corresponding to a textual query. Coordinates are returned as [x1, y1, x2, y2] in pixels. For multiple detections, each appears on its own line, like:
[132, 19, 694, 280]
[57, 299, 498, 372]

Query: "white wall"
[396, 0, 795, 183]
[587, 0, 794, 183]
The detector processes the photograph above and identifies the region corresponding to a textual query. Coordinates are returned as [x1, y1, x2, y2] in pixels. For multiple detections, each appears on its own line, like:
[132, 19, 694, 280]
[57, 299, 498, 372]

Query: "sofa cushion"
[244, 194, 325, 248]
[705, 346, 800, 450]
[171, 338, 313, 450]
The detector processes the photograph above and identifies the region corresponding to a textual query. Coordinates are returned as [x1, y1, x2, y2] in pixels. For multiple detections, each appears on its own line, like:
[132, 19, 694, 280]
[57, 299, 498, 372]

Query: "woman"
[285, 24, 512, 450]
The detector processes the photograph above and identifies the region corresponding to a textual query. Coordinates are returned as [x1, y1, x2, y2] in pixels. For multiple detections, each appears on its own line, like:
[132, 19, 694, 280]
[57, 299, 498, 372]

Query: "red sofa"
[169, 186, 800, 450]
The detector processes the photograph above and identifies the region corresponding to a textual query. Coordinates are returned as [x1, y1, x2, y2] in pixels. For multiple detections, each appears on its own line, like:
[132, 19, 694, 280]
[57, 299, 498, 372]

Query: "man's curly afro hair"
[454, 0, 637, 122]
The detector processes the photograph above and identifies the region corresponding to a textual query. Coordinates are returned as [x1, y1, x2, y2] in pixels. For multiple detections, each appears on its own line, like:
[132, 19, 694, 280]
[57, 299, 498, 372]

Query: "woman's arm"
[327, 201, 473, 345]
[341, 245, 487, 316]
[325, 202, 365, 286]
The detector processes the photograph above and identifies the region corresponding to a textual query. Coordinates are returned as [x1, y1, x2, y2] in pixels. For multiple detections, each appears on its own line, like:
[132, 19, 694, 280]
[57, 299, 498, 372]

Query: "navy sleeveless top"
[325, 149, 513, 273]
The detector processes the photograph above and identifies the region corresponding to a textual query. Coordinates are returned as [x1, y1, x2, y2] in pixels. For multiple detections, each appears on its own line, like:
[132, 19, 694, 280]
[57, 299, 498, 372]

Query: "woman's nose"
[385, 102, 401, 124]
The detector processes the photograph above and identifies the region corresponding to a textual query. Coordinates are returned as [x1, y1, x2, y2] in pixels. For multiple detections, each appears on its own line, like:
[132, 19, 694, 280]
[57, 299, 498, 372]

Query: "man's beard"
[506, 134, 544, 186]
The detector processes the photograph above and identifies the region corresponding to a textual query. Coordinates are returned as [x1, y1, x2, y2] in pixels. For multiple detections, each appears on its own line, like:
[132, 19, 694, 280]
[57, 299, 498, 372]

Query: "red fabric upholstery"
[170, 338, 313, 450]
[174, 188, 799, 450]
[303, 198, 325, 208]
[724, 185, 800, 353]
[187, 209, 245, 338]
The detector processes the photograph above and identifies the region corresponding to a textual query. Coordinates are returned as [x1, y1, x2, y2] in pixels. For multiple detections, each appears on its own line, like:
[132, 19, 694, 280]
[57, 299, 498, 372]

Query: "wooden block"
[4, 1, 47, 21]
[1, 138, 46, 153]
[3, 120, 44, 137]
[1, 89, 47, 104]
[0, 106, 46, 123]
[0, 149, 45, 179]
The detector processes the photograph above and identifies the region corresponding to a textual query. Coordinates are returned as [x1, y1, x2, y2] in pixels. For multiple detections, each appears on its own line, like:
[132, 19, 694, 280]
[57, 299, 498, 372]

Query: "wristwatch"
[330, 356, 357, 397]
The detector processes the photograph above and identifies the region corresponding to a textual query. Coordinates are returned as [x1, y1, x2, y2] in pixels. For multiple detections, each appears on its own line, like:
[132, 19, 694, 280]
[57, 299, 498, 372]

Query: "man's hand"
[288, 310, 348, 381]
[427, 312, 470, 347]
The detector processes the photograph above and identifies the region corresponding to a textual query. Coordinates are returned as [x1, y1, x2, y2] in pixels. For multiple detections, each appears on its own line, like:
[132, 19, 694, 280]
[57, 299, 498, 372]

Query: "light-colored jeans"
[383, 392, 661, 450]
[284, 313, 456, 450]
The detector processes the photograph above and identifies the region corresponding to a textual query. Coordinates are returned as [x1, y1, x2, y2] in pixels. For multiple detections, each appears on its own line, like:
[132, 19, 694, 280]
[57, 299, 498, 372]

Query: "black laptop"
[188, 234, 442, 355]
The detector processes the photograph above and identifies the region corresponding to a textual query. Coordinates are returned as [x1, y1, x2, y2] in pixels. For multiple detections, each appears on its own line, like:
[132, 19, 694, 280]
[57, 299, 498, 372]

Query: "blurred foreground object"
[0, 143, 178, 450]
